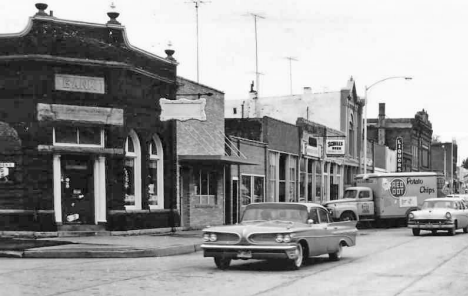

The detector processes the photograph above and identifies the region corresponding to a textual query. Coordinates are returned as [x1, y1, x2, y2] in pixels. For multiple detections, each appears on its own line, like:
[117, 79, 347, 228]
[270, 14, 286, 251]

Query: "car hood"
[413, 208, 451, 219]
[202, 221, 302, 234]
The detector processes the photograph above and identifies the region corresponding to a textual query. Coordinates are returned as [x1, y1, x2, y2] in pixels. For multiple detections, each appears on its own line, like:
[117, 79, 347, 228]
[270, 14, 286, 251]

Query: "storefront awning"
[178, 155, 258, 165]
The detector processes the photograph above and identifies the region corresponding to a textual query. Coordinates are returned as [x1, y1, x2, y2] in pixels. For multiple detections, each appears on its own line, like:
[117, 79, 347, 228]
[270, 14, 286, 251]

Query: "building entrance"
[61, 155, 94, 224]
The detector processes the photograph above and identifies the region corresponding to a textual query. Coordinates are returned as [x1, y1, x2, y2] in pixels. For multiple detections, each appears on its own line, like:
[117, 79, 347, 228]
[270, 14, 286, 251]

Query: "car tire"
[289, 243, 304, 270]
[463, 226, 468, 233]
[214, 257, 231, 270]
[329, 243, 342, 261]
[412, 229, 420, 236]
[340, 212, 356, 221]
[448, 228, 456, 236]
[431, 230, 437, 235]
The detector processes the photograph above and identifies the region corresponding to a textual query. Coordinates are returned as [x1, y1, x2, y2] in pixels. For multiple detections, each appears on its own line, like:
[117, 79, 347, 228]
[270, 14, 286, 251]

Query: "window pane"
[124, 158, 135, 206]
[201, 171, 208, 195]
[79, 127, 101, 145]
[241, 175, 252, 205]
[55, 127, 77, 144]
[209, 172, 217, 197]
[126, 137, 134, 153]
[318, 209, 329, 223]
[148, 160, 158, 206]
[254, 176, 264, 202]
[150, 140, 157, 155]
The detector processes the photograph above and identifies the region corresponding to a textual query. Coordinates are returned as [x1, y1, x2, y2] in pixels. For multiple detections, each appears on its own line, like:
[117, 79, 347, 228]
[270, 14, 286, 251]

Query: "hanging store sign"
[302, 141, 320, 158]
[326, 139, 345, 156]
[55, 74, 105, 94]
[396, 137, 403, 172]
[160, 98, 207, 121]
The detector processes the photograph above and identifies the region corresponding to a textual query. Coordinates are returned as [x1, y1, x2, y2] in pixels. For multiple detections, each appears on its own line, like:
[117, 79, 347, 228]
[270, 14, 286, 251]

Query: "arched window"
[124, 130, 141, 210]
[148, 134, 164, 209]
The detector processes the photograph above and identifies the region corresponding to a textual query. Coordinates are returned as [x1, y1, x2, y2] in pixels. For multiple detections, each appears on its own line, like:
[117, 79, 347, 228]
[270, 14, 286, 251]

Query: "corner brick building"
[0, 4, 179, 233]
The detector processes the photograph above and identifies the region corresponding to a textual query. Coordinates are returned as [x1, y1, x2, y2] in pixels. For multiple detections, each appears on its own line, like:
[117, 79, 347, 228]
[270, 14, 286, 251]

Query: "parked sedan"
[201, 202, 358, 270]
[407, 197, 468, 236]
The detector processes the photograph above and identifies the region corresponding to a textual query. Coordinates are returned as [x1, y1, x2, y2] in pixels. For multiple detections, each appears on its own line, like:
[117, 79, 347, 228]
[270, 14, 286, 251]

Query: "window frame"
[124, 130, 142, 210]
[148, 135, 164, 210]
[53, 126, 104, 148]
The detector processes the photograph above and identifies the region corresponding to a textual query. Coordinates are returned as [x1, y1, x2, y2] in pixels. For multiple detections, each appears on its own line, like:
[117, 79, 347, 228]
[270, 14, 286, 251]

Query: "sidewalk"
[0, 230, 203, 259]
[0, 229, 374, 259]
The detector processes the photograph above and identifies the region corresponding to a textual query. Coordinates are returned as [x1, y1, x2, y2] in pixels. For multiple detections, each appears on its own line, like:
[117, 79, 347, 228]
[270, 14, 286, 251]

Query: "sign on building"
[326, 139, 345, 156]
[55, 74, 105, 94]
[396, 137, 403, 172]
[160, 98, 207, 121]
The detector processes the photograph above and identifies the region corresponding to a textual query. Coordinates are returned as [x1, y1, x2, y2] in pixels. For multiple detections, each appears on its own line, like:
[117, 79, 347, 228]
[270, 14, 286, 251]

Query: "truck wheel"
[340, 212, 356, 221]
[412, 229, 420, 236]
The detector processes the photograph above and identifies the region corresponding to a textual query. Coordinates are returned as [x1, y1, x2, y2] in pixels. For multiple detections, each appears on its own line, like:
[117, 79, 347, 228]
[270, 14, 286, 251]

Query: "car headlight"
[445, 212, 452, 219]
[275, 234, 291, 243]
[408, 213, 414, 220]
[203, 233, 210, 242]
[209, 233, 217, 242]
[275, 234, 284, 243]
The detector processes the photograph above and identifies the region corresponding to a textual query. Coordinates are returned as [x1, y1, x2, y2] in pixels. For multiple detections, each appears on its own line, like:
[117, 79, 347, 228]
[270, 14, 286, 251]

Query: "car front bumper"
[201, 244, 298, 260]
[408, 220, 455, 230]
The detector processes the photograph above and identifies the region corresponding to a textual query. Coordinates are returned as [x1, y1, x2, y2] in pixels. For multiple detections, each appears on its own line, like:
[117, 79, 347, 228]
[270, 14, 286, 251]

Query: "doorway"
[61, 155, 94, 224]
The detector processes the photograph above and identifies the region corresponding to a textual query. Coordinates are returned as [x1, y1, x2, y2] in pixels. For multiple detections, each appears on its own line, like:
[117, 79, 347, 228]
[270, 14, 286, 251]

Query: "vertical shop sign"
[396, 137, 403, 172]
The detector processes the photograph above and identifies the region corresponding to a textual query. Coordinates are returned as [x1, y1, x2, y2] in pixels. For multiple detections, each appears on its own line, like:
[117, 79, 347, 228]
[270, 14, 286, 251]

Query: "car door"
[456, 201, 468, 228]
[356, 189, 374, 219]
[306, 208, 329, 256]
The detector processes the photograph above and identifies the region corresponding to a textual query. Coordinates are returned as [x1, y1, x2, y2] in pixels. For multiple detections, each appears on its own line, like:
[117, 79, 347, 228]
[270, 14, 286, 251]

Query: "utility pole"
[248, 13, 264, 96]
[285, 56, 298, 95]
[186, 0, 210, 83]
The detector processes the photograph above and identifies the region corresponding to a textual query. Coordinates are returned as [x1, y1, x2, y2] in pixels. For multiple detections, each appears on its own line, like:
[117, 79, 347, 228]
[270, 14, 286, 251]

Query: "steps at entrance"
[57, 224, 110, 237]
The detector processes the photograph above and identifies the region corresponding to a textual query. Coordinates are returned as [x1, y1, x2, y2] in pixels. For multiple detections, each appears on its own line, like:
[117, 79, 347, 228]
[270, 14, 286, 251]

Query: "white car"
[408, 197, 468, 236]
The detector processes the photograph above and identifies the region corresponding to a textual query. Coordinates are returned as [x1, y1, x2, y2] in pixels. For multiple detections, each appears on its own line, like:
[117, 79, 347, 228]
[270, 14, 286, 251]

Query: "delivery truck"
[323, 172, 446, 226]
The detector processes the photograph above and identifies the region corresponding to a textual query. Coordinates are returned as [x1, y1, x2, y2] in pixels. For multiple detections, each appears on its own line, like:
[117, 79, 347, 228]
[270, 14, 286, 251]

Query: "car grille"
[215, 233, 241, 244]
[413, 219, 450, 224]
[248, 233, 276, 243]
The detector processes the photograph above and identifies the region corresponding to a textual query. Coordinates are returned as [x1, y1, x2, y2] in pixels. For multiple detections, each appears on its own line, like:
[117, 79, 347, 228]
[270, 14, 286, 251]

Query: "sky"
[1, 0, 468, 164]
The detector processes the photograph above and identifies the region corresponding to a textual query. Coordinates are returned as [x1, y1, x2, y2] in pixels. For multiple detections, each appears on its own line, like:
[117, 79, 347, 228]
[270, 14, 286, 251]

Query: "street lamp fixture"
[363, 76, 412, 174]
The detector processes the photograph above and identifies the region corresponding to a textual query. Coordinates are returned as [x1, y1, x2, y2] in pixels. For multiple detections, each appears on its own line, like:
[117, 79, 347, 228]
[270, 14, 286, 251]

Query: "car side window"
[309, 209, 319, 224]
[359, 191, 370, 199]
[318, 208, 329, 224]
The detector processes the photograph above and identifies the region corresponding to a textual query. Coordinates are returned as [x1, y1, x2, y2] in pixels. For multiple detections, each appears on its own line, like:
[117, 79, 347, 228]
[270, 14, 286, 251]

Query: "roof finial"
[107, 2, 121, 25]
[35, 3, 49, 16]
[165, 41, 176, 61]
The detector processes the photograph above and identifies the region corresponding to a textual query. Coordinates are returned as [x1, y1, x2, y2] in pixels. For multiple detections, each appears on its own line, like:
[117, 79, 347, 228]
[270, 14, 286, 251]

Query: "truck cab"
[323, 187, 375, 221]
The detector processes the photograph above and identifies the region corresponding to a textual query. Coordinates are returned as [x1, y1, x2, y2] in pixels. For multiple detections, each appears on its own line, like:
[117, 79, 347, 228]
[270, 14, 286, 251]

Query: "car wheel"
[448, 228, 456, 236]
[431, 230, 437, 235]
[340, 212, 356, 221]
[412, 228, 420, 236]
[329, 243, 342, 261]
[463, 226, 468, 233]
[214, 257, 231, 270]
[289, 243, 304, 270]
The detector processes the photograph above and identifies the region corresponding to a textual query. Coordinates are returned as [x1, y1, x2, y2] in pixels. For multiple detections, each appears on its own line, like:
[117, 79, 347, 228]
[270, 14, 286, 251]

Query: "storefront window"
[268, 152, 277, 202]
[241, 175, 265, 206]
[289, 156, 297, 201]
[124, 130, 141, 209]
[316, 162, 322, 201]
[307, 160, 313, 202]
[195, 170, 217, 205]
[299, 158, 306, 202]
[148, 135, 164, 209]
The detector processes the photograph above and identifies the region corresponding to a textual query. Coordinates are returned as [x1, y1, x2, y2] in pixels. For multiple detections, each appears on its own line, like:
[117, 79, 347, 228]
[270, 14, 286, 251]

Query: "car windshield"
[241, 205, 308, 223]
[343, 190, 357, 199]
[421, 200, 456, 209]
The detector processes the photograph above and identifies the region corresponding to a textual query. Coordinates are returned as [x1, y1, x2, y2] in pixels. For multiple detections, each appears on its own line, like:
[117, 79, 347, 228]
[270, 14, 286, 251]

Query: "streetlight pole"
[363, 76, 412, 174]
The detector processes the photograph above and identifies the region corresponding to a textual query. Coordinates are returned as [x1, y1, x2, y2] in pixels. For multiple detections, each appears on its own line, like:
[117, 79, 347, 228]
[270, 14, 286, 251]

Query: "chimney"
[303, 87, 312, 94]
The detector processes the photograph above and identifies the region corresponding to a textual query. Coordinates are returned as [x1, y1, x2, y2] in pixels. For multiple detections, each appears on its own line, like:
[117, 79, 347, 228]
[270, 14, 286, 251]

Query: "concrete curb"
[21, 244, 202, 259]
